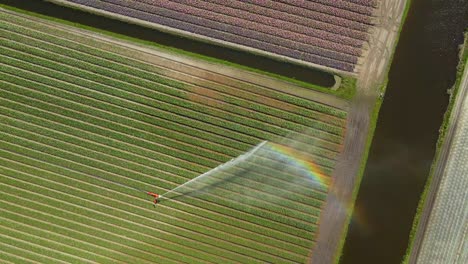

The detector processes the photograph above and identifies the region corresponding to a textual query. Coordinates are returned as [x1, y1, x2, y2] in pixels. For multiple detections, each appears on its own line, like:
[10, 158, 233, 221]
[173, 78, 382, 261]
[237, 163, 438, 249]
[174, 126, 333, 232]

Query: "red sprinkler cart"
[147, 192, 160, 207]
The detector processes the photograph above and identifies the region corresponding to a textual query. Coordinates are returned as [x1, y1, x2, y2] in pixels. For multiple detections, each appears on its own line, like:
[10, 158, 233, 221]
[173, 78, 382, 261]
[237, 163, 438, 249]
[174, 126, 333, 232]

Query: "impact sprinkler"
[147, 192, 160, 207]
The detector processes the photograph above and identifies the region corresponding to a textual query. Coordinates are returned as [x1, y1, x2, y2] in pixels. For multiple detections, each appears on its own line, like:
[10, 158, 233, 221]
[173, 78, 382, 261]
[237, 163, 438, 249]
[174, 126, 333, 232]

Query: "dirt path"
[408, 56, 468, 264]
[310, 0, 409, 263]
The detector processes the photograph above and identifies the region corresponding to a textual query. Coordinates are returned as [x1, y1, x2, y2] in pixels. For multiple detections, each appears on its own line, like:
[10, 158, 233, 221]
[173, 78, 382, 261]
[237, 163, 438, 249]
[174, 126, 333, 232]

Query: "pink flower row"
[68, 0, 359, 71]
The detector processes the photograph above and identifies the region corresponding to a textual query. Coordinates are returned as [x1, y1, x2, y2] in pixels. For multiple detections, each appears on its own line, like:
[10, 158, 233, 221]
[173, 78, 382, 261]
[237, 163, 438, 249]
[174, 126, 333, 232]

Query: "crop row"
[0, 148, 315, 250]
[0, 49, 345, 154]
[306, 0, 375, 15]
[0, 76, 337, 184]
[148, 0, 364, 49]
[0, 22, 348, 128]
[276, 0, 374, 23]
[216, 0, 372, 31]
[3, 33, 345, 138]
[194, 0, 370, 40]
[0, 165, 310, 262]
[0, 119, 325, 230]
[0, 14, 348, 120]
[108, 0, 363, 56]
[2, 112, 330, 215]
[0, 120, 325, 224]
[0, 39, 345, 144]
[0, 165, 311, 262]
[0, 182, 275, 264]
[62, 0, 357, 71]
[0, 80, 336, 185]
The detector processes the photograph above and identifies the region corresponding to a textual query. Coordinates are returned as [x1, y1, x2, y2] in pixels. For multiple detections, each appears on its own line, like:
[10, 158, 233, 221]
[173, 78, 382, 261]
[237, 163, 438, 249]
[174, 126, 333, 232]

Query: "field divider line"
[0, 214, 143, 264]
[0, 223, 117, 264]
[0, 232, 81, 264]
[0, 134, 321, 229]
[0, 51, 266, 148]
[0, 159, 312, 254]
[0, 83, 210, 175]
[0, 154, 313, 252]
[0, 241, 64, 264]
[0, 100, 330, 203]
[0, 114, 328, 214]
[0, 182, 292, 264]
[0, 93, 333, 197]
[0, 44, 307, 145]
[0, 201, 193, 264]
[0, 249, 39, 264]
[0, 107, 330, 204]
[0, 25, 347, 128]
[0, 86, 337, 187]
[0, 148, 317, 244]
[0, 63, 252, 156]
[0, 73, 340, 168]
[0, 42, 345, 147]
[0, 12, 350, 111]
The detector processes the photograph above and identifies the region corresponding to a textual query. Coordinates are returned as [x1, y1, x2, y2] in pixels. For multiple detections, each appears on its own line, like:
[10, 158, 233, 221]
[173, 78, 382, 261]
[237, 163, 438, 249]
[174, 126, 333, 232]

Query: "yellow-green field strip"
[0, 8, 348, 263]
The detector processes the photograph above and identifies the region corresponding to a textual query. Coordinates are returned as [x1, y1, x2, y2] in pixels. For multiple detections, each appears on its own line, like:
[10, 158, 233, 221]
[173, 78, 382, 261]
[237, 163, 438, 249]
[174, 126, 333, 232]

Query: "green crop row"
[0, 72, 338, 171]
[0, 65, 340, 173]
[0, 120, 321, 225]
[4, 28, 342, 135]
[0, 149, 312, 252]
[0, 190, 224, 264]
[1, 52, 344, 157]
[0, 15, 347, 119]
[0, 28, 345, 137]
[0, 140, 315, 241]
[0, 131, 316, 235]
[0, 171, 305, 263]
[0, 42, 343, 151]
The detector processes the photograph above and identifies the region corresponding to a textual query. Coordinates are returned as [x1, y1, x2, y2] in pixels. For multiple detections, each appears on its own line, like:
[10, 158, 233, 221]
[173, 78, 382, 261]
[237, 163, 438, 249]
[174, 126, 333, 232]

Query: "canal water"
[340, 0, 468, 263]
[2, 0, 467, 263]
[0, 0, 334, 87]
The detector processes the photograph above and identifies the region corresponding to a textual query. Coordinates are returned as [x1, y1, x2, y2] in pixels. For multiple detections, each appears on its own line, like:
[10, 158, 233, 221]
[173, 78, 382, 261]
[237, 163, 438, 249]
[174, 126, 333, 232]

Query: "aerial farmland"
[2, 0, 466, 264]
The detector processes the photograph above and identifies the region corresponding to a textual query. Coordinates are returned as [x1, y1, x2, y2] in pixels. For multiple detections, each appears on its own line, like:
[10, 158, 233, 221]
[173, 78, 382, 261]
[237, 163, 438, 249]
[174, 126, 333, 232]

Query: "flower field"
[0, 9, 349, 263]
[52, 0, 379, 73]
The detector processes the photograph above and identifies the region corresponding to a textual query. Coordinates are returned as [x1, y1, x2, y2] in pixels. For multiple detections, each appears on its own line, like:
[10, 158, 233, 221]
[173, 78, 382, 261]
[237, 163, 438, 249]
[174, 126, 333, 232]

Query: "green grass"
[400, 30, 468, 264]
[0, 3, 357, 100]
[0, 9, 349, 263]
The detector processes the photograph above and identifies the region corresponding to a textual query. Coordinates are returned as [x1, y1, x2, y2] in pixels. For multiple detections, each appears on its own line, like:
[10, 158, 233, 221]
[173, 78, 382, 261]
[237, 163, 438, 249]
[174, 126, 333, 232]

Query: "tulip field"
[0, 8, 350, 263]
[50, 0, 379, 72]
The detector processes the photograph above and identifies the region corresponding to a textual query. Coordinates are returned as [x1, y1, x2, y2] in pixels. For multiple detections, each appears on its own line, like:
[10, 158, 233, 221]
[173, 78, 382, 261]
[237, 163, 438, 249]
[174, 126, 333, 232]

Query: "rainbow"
[265, 142, 330, 189]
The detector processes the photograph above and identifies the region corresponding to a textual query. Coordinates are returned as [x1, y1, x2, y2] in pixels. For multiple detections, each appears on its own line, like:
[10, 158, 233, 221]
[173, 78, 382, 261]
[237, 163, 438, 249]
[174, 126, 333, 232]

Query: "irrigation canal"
[2, 0, 467, 263]
[341, 0, 468, 263]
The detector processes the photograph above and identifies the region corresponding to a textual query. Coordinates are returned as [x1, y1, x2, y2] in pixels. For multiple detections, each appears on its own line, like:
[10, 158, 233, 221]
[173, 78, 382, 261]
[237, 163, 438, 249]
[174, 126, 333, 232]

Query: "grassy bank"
[401, 30, 468, 264]
[0, 3, 356, 100]
[334, 0, 413, 262]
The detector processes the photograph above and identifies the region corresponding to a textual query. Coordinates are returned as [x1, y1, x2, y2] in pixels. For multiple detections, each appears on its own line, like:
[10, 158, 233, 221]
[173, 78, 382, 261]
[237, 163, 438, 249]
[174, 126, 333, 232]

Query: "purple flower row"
[150, 0, 364, 49]
[307, 0, 375, 15]
[67, 0, 359, 71]
[122, 0, 362, 57]
[275, 0, 374, 24]
[346, 0, 379, 8]
[241, 0, 372, 32]
[194, 0, 370, 41]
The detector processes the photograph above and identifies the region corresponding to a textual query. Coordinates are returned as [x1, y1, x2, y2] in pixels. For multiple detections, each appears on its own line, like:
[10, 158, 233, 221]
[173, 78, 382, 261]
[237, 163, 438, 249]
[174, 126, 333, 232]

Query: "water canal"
[341, 0, 468, 263]
[2, 0, 467, 263]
